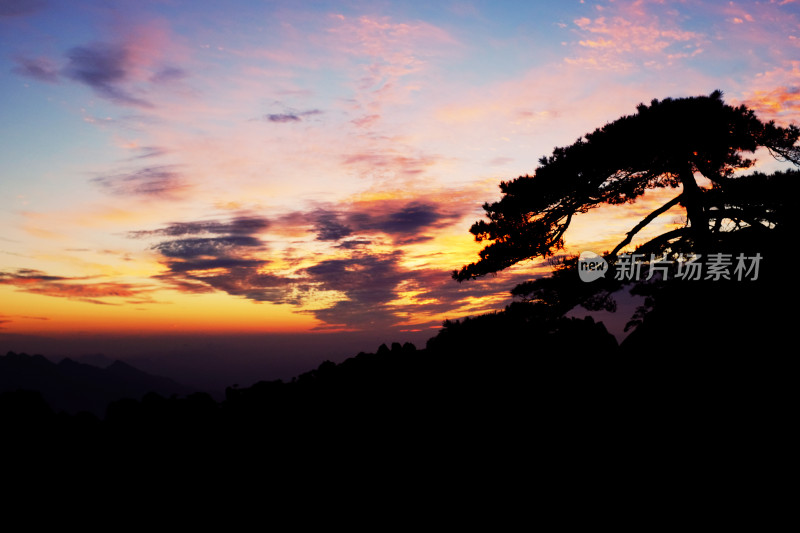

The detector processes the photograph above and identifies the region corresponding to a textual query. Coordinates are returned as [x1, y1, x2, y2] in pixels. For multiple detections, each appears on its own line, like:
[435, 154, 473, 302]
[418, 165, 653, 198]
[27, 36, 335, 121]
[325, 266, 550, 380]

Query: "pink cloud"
[566, 10, 704, 70]
[736, 62, 800, 124]
[321, 14, 461, 123]
[325, 14, 457, 58]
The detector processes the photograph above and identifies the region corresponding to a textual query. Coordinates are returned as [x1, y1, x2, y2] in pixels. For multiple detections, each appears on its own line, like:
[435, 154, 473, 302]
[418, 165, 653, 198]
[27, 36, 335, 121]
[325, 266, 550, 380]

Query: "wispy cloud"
[152, 236, 264, 259]
[129, 146, 169, 160]
[0, 0, 46, 18]
[137, 214, 292, 302]
[0, 269, 157, 305]
[264, 109, 322, 123]
[129, 215, 271, 238]
[91, 165, 188, 199]
[311, 209, 353, 241]
[738, 62, 800, 123]
[13, 20, 187, 108]
[12, 55, 59, 82]
[300, 251, 407, 329]
[324, 14, 460, 128]
[565, 4, 704, 70]
[154, 254, 293, 303]
[299, 250, 547, 330]
[284, 198, 463, 245]
[149, 66, 187, 84]
[64, 42, 154, 108]
[0, 312, 50, 330]
[342, 150, 438, 178]
[326, 14, 456, 60]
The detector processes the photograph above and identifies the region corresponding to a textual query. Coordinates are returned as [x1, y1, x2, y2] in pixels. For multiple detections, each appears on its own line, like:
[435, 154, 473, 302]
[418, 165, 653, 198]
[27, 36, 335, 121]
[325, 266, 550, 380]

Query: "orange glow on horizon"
[0, 287, 318, 336]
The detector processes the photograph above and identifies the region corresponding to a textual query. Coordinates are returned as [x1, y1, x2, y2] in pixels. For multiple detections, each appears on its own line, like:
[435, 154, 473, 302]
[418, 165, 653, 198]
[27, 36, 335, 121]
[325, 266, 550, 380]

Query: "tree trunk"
[679, 166, 709, 249]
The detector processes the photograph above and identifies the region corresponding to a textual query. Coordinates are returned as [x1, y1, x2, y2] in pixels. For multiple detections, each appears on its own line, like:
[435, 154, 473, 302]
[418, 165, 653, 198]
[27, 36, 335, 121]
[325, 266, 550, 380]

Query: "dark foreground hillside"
[2, 313, 619, 443]
[3, 300, 790, 491]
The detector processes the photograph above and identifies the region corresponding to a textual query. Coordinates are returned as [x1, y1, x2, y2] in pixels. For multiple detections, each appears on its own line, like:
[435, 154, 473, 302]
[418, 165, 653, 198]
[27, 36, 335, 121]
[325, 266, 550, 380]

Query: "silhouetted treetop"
[454, 90, 799, 281]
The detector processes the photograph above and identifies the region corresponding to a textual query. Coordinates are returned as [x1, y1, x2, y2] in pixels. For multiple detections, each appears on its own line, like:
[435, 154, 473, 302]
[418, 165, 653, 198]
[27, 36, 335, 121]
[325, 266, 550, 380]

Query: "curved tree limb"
[626, 227, 689, 259]
[610, 194, 684, 257]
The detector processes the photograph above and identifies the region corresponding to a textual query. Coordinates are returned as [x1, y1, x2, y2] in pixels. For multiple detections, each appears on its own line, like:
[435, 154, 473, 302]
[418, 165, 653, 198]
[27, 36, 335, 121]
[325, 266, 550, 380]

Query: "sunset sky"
[2, 0, 799, 383]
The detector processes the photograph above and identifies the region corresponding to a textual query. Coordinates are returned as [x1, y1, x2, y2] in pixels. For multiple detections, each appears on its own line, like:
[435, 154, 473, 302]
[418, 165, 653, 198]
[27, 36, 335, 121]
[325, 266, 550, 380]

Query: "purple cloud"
[63, 42, 153, 108]
[12, 56, 59, 82]
[92, 166, 187, 198]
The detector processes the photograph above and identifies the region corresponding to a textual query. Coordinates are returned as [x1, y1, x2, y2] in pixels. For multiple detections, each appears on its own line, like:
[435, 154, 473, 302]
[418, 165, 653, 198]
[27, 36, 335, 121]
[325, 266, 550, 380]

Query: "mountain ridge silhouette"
[0, 351, 195, 416]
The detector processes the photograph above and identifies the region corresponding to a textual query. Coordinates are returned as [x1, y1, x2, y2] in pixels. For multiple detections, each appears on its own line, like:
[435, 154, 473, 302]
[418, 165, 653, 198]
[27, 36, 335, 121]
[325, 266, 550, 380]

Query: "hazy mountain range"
[0, 351, 195, 416]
